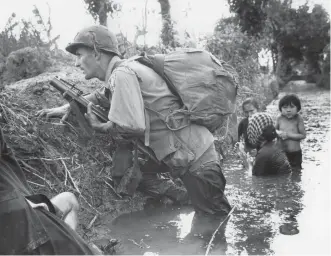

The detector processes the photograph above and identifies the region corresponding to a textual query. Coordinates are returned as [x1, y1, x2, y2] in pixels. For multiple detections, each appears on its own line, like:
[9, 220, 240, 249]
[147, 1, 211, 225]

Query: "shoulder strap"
[104, 59, 127, 100]
[135, 52, 184, 106]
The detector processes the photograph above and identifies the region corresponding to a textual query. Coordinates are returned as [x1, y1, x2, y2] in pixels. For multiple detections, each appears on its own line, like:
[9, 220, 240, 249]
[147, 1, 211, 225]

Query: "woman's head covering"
[247, 112, 274, 148]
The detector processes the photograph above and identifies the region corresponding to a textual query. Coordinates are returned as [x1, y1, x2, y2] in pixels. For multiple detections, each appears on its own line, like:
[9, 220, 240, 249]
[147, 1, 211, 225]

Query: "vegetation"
[84, 0, 121, 26]
[228, 0, 330, 88]
[0, 6, 64, 86]
[158, 0, 180, 49]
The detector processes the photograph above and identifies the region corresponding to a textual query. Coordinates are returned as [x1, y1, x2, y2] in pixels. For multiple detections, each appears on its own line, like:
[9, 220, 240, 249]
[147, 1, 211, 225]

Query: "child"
[238, 98, 259, 153]
[276, 94, 306, 170]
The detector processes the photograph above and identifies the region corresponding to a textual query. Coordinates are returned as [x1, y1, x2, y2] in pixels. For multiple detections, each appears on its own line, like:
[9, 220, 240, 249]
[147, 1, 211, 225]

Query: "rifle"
[49, 77, 160, 164]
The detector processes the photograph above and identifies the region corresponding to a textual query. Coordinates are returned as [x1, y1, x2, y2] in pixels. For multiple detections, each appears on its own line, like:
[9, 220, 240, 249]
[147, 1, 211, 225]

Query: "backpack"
[134, 49, 239, 140]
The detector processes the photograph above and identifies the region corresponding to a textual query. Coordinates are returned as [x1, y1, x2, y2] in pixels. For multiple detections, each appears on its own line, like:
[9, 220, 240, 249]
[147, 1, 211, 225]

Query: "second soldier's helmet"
[65, 25, 121, 56]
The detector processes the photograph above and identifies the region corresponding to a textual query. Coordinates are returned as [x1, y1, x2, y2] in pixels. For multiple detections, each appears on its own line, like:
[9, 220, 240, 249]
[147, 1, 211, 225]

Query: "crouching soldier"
[0, 127, 100, 255]
[37, 25, 232, 216]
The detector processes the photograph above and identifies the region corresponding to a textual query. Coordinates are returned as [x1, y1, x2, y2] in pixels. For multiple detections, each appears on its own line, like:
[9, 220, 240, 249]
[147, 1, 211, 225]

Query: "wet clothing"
[180, 144, 231, 215]
[90, 56, 231, 214]
[110, 139, 188, 203]
[0, 129, 93, 255]
[138, 157, 189, 203]
[252, 141, 292, 176]
[238, 117, 255, 151]
[285, 150, 302, 170]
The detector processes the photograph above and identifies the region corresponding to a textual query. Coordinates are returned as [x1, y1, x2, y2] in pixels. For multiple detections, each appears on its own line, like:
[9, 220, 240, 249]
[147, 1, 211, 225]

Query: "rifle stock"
[49, 77, 160, 164]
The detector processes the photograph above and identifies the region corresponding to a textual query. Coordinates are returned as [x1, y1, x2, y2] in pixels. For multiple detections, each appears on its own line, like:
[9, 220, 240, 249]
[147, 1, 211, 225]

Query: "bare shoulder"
[296, 114, 304, 122]
[291, 114, 304, 125]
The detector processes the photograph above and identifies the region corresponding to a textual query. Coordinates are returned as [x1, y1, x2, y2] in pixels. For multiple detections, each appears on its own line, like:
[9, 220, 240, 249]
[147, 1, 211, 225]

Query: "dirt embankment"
[0, 63, 148, 246]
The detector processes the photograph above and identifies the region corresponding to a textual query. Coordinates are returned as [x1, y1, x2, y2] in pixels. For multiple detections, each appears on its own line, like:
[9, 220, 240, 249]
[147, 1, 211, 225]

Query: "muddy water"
[106, 86, 330, 255]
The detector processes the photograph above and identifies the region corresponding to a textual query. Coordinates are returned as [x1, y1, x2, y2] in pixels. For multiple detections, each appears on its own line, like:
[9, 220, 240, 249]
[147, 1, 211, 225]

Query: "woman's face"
[243, 103, 258, 118]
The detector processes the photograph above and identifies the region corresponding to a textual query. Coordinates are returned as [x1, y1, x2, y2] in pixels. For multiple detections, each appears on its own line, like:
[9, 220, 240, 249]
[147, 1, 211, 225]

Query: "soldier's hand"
[85, 102, 101, 129]
[36, 105, 70, 123]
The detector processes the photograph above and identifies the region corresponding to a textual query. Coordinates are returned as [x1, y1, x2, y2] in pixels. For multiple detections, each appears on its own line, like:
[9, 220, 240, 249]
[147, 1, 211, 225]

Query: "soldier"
[0, 128, 100, 255]
[37, 25, 231, 216]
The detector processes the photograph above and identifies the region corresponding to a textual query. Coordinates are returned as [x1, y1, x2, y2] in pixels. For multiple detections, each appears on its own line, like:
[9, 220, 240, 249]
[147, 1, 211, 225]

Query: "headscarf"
[247, 112, 274, 148]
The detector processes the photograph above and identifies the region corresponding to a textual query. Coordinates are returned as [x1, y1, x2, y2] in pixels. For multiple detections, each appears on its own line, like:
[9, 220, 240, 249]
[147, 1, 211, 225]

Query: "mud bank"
[98, 82, 330, 255]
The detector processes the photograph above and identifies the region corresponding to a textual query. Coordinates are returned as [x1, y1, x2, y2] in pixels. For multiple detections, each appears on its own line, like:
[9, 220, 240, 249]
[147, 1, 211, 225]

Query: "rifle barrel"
[50, 78, 108, 121]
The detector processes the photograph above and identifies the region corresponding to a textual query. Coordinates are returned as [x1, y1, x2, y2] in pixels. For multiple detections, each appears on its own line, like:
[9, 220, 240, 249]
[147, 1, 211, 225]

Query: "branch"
[61, 159, 81, 194]
[205, 206, 236, 255]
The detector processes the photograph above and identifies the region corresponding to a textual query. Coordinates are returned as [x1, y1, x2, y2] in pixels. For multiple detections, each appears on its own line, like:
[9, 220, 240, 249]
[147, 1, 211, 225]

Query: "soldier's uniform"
[89, 55, 231, 215]
[66, 25, 232, 215]
[0, 128, 94, 255]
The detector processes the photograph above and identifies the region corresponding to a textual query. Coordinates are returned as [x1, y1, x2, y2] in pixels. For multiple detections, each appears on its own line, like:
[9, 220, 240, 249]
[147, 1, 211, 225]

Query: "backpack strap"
[136, 52, 185, 107]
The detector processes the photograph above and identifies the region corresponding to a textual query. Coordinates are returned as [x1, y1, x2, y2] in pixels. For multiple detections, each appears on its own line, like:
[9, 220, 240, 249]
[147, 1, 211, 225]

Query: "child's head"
[278, 94, 301, 118]
[242, 98, 259, 118]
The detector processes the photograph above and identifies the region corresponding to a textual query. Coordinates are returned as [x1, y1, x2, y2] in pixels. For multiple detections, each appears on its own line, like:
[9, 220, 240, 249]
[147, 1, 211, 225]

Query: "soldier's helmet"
[65, 25, 121, 56]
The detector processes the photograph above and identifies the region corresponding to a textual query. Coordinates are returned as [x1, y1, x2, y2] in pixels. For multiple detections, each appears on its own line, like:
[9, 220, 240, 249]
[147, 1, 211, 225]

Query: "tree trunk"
[158, 0, 178, 48]
[98, 1, 108, 26]
[275, 45, 282, 75]
[275, 44, 285, 87]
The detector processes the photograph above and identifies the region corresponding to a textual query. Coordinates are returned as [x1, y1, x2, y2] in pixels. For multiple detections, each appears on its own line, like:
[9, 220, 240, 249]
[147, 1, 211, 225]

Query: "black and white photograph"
[0, 0, 330, 254]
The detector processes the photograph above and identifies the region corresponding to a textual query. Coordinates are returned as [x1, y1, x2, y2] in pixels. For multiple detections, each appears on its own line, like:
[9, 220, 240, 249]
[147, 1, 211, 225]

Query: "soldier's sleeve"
[86, 87, 110, 110]
[107, 68, 146, 135]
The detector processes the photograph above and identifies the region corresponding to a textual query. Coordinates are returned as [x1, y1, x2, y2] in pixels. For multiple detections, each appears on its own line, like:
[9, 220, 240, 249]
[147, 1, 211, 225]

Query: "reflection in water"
[109, 205, 228, 255]
[105, 91, 329, 255]
[223, 159, 305, 255]
[169, 211, 195, 240]
[108, 164, 308, 255]
[109, 156, 327, 255]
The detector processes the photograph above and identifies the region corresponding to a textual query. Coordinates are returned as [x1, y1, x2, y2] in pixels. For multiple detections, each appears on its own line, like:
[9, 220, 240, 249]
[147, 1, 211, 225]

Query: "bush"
[0, 6, 60, 85]
[317, 44, 330, 89]
[0, 52, 5, 76]
[4, 47, 51, 83]
[204, 20, 280, 154]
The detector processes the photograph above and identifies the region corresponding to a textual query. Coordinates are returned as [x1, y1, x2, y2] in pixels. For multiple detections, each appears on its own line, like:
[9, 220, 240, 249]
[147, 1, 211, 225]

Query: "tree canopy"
[228, 0, 330, 83]
[84, 0, 121, 26]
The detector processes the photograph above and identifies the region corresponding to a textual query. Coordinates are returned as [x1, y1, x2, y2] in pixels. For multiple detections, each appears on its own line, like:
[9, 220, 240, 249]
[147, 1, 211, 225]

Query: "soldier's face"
[75, 47, 98, 80]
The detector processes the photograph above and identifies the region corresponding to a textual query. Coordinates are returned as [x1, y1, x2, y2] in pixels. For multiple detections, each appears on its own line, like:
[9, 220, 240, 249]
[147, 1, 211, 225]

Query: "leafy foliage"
[158, 0, 180, 49]
[228, 0, 330, 84]
[206, 20, 262, 90]
[0, 6, 59, 57]
[4, 47, 51, 83]
[205, 19, 279, 154]
[228, 0, 268, 36]
[0, 6, 61, 86]
[316, 43, 330, 89]
[84, 0, 121, 25]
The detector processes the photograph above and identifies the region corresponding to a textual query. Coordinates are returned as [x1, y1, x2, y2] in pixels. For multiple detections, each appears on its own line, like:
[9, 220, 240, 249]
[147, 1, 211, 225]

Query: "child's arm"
[275, 116, 280, 130]
[284, 115, 306, 141]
